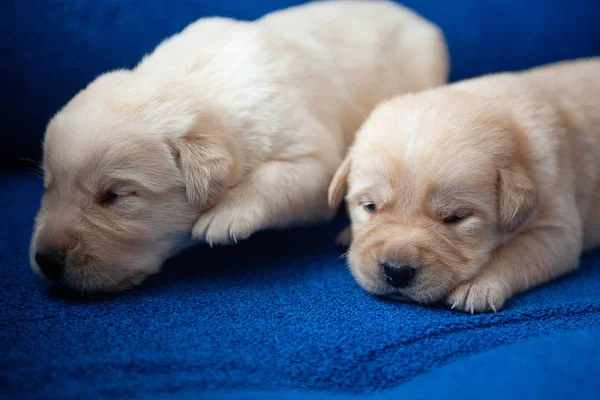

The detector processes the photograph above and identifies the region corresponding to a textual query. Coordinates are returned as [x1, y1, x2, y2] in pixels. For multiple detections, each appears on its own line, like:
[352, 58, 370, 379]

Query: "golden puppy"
[329, 58, 600, 313]
[30, 1, 448, 292]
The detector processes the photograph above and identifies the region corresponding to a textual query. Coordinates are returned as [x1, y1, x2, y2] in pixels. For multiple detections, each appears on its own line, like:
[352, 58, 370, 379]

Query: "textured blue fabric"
[379, 327, 600, 400]
[2, 173, 600, 399]
[170, 328, 600, 400]
[2, 0, 600, 399]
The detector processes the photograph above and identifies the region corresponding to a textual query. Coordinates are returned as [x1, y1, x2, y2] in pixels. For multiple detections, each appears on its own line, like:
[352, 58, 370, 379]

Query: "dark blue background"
[1, 0, 599, 166]
[1, 1, 600, 399]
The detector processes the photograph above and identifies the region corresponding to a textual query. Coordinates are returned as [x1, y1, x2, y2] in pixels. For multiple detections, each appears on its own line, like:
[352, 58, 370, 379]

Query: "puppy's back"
[450, 58, 600, 145]
[525, 58, 600, 249]
[258, 0, 448, 145]
[452, 58, 600, 244]
[260, 1, 448, 92]
[525, 58, 600, 136]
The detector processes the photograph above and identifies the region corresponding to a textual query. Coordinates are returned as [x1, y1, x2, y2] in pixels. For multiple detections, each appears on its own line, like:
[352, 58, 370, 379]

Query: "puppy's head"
[31, 71, 235, 292]
[329, 92, 537, 303]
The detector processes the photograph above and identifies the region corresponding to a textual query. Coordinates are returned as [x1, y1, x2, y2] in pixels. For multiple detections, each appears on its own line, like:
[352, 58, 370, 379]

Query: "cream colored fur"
[30, 0, 448, 292]
[329, 58, 600, 313]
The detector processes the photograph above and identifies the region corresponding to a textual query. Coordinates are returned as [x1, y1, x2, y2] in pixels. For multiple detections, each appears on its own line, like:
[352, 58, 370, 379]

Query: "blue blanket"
[2, 173, 600, 399]
[2, 1, 600, 399]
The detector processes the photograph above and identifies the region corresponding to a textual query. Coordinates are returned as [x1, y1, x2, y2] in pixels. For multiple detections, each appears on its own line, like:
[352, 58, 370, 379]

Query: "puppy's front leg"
[447, 207, 582, 313]
[192, 157, 337, 245]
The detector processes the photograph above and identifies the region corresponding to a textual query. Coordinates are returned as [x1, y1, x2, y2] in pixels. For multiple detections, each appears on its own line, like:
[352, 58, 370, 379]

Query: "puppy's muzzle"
[380, 262, 416, 288]
[35, 248, 66, 282]
[378, 236, 421, 289]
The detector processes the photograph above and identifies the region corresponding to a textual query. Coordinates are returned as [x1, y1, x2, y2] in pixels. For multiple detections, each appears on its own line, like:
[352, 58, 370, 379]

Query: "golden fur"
[329, 58, 600, 312]
[30, 0, 448, 292]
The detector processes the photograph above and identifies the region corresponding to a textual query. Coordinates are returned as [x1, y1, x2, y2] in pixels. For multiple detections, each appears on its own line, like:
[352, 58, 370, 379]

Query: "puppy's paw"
[446, 276, 509, 314]
[336, 226, 352, 247]
[192, 197, 266, 246]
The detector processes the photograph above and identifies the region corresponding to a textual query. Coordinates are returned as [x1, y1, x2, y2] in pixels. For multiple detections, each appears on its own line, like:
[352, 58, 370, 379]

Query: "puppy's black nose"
[35, 250, 65, 282]
[382, 262, 415, 288]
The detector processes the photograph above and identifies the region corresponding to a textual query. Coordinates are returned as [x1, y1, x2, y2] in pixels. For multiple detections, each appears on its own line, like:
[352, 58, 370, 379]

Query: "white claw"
[233, 235, 238, 244]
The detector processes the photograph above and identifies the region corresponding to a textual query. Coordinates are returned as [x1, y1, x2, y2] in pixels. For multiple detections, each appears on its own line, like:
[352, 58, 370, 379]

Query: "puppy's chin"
[363, 278, 451, 304]
[58, 269, 152, 294]
[379, 293, 415, 303]
[349, 254, 486, 305]
[30, 247, 156, 293]
[348, 228, 494, 305]
[392, 284, 451, 304]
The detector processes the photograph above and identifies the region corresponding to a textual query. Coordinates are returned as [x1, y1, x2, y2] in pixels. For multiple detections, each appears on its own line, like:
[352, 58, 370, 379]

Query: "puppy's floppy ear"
[328, 154, 352, 209]
[497, 165, 537, 233]
[167, 133, 234, 208]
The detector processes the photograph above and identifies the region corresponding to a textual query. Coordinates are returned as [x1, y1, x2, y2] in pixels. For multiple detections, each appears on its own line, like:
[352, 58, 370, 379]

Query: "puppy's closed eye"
[99, 189, 137, 207]
[363, 203, 377, 213]
[100, 191, 120, 206]
[442, 210, 472, 224]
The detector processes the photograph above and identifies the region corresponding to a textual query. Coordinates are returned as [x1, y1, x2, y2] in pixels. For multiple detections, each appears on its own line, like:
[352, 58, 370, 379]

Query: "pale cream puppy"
[30, 0, 449, 292]
[329, 58, 600, 313]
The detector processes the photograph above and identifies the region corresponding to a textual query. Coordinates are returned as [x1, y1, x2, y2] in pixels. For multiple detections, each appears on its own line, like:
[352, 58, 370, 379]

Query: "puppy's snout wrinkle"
[35, 249, 66, 282]
[381, 262, 415, 288]
[377, 235, 422, 288]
